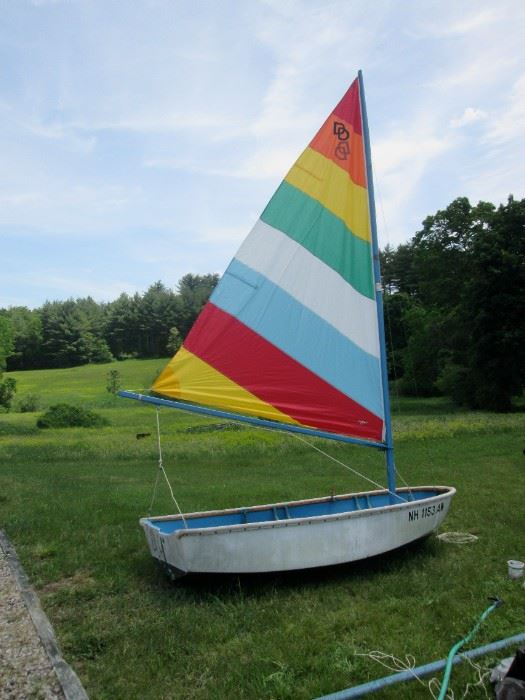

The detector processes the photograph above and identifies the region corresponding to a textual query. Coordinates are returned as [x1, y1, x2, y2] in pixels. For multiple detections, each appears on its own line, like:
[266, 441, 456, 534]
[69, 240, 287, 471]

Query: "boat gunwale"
[141, 485, 456, 538]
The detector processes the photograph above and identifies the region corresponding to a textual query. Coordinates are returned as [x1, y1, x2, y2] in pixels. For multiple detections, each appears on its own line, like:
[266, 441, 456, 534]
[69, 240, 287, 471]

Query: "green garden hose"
[437, 597, 503, 700]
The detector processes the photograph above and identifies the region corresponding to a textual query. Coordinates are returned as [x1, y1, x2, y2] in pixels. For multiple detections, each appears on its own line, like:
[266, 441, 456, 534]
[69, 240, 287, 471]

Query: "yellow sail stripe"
[285, 147, 371, 243]
[153, 347, 302, 426]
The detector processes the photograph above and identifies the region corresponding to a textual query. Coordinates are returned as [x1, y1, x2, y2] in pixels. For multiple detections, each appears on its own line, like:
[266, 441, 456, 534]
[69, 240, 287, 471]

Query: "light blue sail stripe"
[210, 258, 384, 419]
[235, 219, 380, 358]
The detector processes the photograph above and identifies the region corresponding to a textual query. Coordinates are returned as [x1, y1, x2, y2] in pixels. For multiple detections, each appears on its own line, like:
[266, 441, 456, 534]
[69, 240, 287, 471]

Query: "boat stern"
[140, 517, 188, 578]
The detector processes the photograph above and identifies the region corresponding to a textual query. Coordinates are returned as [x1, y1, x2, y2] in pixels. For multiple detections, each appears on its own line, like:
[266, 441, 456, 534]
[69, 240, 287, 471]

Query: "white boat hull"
[140, 486, 455, 578]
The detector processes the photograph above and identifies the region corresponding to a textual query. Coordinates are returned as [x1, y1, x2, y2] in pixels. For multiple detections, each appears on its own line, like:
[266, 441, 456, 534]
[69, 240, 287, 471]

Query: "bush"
[17, 393, 40, 413]
[90, 339, 114, 364]
[166, 326, 182, 355]
[37, 403, 109, 429]
[106, 369, 122, 394]
[436, 363, 473, 406]
[0, 377, 17, 411]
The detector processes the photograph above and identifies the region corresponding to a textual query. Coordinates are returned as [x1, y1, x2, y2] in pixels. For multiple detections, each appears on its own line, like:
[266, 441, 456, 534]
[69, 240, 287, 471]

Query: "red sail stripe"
[332, 78, 362, 135]
[184, 303, 383, 442]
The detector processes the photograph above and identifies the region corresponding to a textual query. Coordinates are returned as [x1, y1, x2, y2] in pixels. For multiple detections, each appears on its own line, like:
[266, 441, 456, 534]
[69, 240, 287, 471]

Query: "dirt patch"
[39, 572, 96, 595]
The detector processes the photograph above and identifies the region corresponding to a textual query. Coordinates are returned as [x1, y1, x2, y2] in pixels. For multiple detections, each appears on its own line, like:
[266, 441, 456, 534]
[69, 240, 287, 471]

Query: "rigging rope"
[375, 179, 442, 495]
[150, 401, 410, 519]
[151, 409, 187, 528]
[290, 433, 407, 502]
[147, 458, 162, 515]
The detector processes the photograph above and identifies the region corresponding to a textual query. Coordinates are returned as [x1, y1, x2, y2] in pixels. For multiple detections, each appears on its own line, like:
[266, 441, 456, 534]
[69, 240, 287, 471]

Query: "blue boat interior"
[146, 490, 439, 534]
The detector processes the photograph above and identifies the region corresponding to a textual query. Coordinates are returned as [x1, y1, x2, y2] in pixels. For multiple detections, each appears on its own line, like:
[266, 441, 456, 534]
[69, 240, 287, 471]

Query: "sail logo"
[333, 121, 349, 140]
[333, 121, 350, 160]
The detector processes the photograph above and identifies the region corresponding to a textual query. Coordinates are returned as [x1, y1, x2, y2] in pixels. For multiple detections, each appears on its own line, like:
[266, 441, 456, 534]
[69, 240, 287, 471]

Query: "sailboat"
[120, 71, 455, 578]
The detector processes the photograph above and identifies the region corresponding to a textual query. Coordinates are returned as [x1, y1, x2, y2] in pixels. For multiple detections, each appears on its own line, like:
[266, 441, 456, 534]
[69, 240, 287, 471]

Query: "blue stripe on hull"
[210, 258, 383, 418]
[147, 490, 441, 534]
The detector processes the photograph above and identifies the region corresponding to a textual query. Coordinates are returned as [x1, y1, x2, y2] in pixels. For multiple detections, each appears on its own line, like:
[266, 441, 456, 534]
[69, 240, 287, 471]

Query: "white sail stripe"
[235, 220, 380, 359]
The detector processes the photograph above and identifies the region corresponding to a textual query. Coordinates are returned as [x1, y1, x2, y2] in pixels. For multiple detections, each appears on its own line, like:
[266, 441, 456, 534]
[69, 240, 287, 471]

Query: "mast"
[357, 70, 397, 497]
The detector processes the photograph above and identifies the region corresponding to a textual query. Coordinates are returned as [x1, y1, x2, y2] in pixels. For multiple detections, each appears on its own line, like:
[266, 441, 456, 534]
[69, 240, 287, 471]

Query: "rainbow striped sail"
[153, 77, 385, 443]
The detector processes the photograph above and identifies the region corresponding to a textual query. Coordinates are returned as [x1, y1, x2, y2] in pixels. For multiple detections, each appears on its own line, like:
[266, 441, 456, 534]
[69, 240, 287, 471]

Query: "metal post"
[358, 70, 396, 498]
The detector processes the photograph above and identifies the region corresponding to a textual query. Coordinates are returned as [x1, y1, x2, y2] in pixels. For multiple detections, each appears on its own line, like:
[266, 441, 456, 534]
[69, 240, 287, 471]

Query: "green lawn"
[7, 357, 168, 409]
[1, 360, 524, 699]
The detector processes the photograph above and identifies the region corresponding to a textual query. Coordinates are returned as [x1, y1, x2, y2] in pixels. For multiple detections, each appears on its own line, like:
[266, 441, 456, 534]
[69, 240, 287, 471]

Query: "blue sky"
[2, 0, 524, 308]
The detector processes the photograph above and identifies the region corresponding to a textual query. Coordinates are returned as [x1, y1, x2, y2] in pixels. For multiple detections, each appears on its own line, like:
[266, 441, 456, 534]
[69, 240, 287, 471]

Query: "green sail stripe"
[260, 181, 374, 300]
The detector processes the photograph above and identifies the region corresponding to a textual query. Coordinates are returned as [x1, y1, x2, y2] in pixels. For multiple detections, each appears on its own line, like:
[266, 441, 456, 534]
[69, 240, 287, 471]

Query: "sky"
[1, 0, 525, 309]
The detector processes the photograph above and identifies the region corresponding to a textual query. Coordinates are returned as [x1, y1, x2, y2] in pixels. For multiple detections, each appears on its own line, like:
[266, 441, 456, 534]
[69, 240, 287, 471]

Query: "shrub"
[17, 393, 40, 413]
[37, 403, 109, 429]
[166, 326, 182, 355]
[106, 369, 122, 394]
[436, 363, 473, 406]
[90, 339, 114, 364]
[0, 377, 17, 411]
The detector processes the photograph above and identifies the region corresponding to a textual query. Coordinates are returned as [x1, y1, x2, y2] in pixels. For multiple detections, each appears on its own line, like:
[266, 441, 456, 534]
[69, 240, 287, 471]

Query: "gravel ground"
[0, 547, 65, 700]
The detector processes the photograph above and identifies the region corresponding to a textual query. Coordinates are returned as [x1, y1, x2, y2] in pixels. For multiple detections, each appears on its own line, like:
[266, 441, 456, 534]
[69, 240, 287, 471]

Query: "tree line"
[0, 273, 218, 372]
[381, 195, 525, 411]
[1, 194, 524, 411]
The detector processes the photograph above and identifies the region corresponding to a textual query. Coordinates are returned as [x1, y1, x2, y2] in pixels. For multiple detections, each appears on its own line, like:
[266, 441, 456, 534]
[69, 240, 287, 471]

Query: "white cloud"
[0, 192, 46, 206]
[1, 269, 141, 306]
[455, 73, 525, 206]
[373, 129, 453, 244]
[64, 112, 241, 137]
[30, 0, 72, 5]
[439, 8, 498, 36]
[196, 224, 248, 245]
[374, 132, 451, 179]
[25, 120, 96, 153]
[0, 180, 141, 237]
[450, 107, 487, 128]
[485, 73, 525, 145]
[374, 103, 454, 198]
[145, 144, 302, 182]
[429, 53, 517, 92]
[234, 146, 304, 180]
[414, 4, 510, 39]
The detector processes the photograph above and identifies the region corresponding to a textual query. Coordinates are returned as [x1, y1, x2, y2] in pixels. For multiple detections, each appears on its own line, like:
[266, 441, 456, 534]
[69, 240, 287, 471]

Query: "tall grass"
[1, 361, 524, 698]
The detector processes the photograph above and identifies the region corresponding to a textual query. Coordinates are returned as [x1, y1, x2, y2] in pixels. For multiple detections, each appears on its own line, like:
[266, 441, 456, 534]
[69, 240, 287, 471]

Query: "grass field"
[1, 360, 524, 699]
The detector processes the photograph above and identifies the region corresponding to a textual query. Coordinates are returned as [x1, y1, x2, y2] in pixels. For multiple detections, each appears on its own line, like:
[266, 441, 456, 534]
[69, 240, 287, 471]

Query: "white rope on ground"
[355, 650, 490, 699]
[436, 532, 479, 544]
[355, 650, 439, 696]
[460, 655, 491, 698]
[153, 409, 187, 528]
[289, 433, 407, 502]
